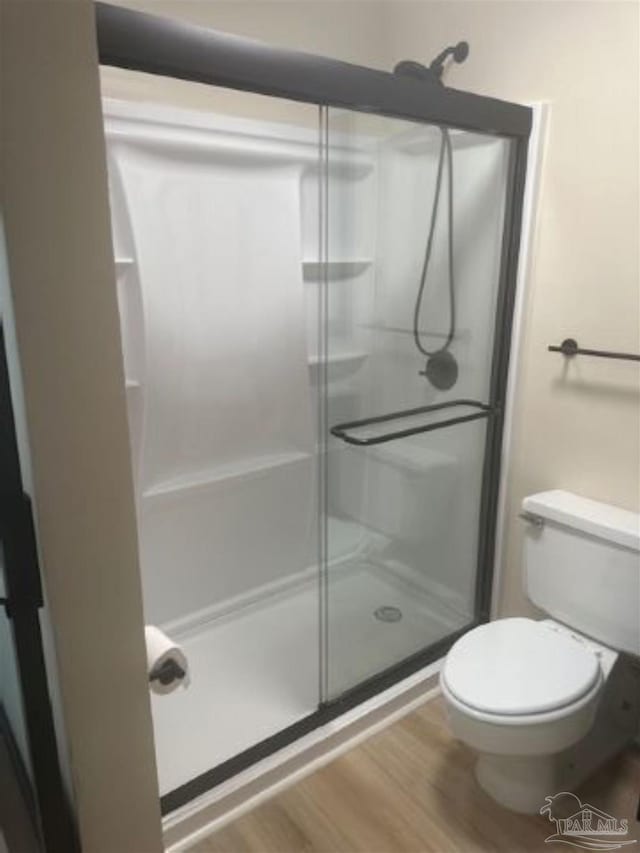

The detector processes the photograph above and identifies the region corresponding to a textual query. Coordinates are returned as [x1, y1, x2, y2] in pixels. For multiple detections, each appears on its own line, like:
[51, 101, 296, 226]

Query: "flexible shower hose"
[412, 127, 456, 358]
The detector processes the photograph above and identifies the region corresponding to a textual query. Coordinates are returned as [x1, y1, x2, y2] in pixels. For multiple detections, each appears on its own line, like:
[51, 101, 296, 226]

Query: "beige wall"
[1, 1, 163, 850]
[106, 0, 390, 68]
[381, 1, 639, 617]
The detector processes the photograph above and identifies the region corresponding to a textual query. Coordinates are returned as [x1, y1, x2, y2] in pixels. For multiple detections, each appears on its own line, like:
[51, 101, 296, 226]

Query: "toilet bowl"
[441, 491, 640, 814]
[440, 617, 618, 812]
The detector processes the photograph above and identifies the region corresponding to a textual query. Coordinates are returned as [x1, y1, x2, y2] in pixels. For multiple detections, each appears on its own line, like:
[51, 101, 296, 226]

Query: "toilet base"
[450, 654, 640, 815]
[475, 752, 571, 814]
[473, 656, 640, 814]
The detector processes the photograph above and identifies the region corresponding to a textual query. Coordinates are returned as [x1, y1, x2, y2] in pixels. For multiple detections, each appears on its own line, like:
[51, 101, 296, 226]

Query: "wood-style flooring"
[190, 697, 640, 853]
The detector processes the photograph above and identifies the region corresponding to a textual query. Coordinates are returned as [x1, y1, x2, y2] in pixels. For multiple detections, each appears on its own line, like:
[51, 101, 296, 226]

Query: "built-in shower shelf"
[302, 258, 372, 280]
[115, 256, 135, 271]
[141, 450, 312, 503]
[362, 322, 470, 341]
[307, 351, 368, 370]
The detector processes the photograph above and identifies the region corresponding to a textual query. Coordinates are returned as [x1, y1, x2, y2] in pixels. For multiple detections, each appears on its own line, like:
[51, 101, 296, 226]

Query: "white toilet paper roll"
[145, 626, 189, 695]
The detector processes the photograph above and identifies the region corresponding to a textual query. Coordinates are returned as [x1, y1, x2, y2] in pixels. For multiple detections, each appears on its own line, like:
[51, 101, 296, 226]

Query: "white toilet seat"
[442, 617, 601, 718]
[440, 618, 606, 763]
[441, 668, 603, 727]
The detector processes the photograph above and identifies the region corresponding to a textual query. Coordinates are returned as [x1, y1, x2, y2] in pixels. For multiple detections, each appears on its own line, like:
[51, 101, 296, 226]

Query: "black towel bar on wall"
[549, 338, 640, 363]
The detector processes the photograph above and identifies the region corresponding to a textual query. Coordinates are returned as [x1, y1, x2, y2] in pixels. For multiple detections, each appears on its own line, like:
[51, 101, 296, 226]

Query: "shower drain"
[374, 605, 403, 623]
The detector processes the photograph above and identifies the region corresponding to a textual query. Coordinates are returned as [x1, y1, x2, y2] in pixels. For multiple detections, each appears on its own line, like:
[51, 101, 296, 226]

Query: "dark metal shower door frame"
[0, 324, 79, 852]
[94, 1, 532, 815]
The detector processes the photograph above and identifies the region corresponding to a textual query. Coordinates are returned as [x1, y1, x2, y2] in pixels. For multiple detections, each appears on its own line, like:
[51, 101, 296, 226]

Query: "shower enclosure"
[97, 2, 531, 815]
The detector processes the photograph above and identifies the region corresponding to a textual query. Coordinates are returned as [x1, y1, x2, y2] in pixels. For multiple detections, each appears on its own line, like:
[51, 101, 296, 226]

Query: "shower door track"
[95, 3, 530, 137]
[160, 621, 474, 815]
[95, 1, 531, 817]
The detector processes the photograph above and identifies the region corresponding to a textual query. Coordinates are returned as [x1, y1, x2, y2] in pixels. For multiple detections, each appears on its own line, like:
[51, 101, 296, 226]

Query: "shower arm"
[393, 42, 470, 86]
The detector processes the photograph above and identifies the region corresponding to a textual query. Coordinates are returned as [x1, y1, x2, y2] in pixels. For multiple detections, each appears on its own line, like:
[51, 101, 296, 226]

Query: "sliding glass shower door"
[321, 109, 512, 700]
[103, 93, 327, 806]
[97, 0, 531, 812]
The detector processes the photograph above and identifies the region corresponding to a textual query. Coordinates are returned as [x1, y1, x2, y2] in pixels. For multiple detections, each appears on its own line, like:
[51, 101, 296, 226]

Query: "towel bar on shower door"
[330, 399, 496, 447]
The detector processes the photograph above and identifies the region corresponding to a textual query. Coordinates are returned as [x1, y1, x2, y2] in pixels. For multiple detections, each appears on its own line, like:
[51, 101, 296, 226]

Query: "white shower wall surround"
[103, 99, 511, 795]
[106, 102, 325, 623]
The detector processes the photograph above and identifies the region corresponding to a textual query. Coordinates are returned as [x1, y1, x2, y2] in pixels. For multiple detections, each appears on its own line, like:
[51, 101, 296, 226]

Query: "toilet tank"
[522, 490, 640, 655]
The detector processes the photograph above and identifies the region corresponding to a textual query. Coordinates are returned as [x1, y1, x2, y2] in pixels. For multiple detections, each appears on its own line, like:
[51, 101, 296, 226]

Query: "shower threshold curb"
[162, 659, 443, 852]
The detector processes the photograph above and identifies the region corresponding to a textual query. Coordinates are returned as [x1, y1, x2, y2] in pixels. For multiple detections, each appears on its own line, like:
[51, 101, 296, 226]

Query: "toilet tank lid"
[523, 490, 640, 552]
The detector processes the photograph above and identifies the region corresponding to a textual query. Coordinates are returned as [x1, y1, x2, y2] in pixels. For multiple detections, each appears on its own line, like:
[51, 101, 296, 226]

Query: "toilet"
[441, 490, 640, 814]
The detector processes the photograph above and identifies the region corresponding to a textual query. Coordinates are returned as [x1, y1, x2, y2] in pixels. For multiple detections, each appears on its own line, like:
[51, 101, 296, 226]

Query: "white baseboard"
[163, 661, 443, 852]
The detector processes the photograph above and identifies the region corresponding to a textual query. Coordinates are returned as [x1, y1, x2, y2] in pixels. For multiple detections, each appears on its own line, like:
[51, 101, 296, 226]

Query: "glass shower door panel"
[324, 109, 512, 699]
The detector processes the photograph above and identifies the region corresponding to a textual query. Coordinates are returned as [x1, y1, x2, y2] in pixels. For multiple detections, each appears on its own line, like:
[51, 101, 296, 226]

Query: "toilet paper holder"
[149, 658, 186, 686]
